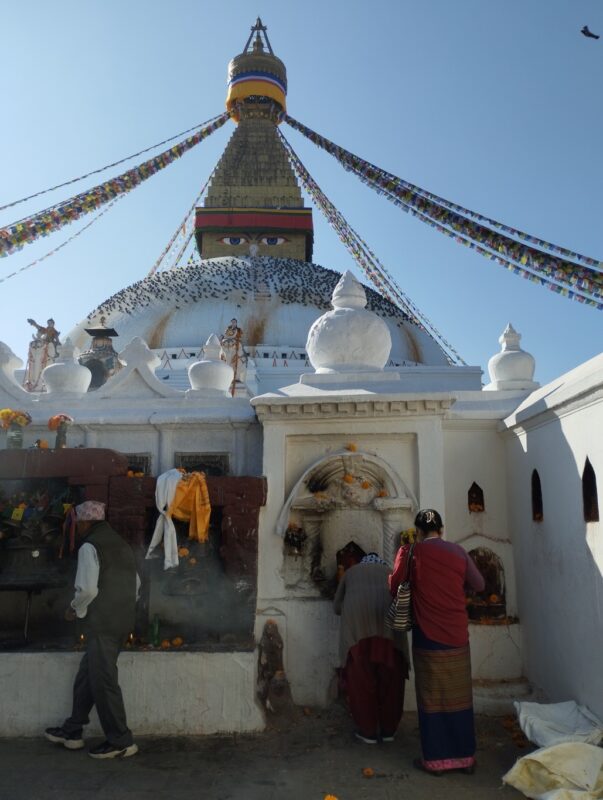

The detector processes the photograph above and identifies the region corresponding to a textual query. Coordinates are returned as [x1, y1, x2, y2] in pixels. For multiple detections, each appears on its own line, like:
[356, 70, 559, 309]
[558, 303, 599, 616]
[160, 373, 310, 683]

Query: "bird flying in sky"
[581, 25, 600, 39]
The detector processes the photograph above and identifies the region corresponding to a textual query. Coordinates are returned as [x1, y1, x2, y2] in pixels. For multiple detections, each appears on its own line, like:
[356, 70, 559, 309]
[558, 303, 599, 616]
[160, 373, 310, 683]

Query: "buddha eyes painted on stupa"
[261, 236, 287, 246]
[217, 234, 288, 246]
[220, 236, 248, 246]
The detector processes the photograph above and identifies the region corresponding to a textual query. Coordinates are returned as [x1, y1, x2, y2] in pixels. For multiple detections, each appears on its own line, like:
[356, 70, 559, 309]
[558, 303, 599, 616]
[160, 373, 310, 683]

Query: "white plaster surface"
[306, 270, 392, 373]
[0, 651, 264, 736]
[469, 623, 523, 681]
[442, 423, 517, 615]
[503, 357, 603, 719]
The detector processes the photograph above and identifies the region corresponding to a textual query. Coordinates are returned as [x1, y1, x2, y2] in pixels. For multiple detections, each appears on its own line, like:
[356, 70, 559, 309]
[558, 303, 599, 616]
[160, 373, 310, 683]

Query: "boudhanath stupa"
[0, 19, 601, 735]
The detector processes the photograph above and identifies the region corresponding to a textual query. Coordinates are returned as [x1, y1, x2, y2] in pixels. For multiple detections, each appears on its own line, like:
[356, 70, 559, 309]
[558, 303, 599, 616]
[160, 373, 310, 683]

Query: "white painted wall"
[504, 365, 603, 719]
[443, 422, 517, 616]
[0, 651, 264, 737]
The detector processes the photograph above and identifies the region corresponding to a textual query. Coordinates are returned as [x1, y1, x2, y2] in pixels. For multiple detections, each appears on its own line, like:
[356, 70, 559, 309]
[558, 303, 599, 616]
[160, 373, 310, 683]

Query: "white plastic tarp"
[515, 701, 603, 748]
[503, 742, 603, 800]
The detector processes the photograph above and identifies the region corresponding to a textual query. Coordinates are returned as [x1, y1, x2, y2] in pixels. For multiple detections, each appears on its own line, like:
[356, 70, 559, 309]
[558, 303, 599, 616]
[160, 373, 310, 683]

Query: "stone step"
[473, 677, 535, 716]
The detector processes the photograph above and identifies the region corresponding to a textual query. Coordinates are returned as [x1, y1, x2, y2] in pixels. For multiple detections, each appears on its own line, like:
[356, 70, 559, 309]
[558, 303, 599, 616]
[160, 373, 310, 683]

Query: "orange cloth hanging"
[167, 471, 211, 543]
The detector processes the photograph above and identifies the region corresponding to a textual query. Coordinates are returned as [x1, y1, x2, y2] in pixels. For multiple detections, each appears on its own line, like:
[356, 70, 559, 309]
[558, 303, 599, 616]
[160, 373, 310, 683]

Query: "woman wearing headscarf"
[390, 509, 484, 775]
[334, 553, 409, 744]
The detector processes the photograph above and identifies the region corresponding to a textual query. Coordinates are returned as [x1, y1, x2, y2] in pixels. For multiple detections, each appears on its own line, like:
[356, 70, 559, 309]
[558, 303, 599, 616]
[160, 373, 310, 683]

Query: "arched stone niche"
[277, 451, 416, 594]
[466, 546, 507, 622]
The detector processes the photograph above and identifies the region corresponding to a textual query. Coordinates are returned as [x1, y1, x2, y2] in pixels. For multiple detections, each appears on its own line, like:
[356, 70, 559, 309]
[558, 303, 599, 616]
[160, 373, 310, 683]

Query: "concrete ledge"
[0, 651, 265, 736]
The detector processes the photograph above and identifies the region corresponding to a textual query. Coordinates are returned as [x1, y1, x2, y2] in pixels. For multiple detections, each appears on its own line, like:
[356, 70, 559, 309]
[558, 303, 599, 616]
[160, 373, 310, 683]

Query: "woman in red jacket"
[390, 509, 484, 776]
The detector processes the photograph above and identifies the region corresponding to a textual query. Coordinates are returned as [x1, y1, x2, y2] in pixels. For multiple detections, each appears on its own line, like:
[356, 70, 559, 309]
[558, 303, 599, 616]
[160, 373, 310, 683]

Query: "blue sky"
[1, 0, 601, 384]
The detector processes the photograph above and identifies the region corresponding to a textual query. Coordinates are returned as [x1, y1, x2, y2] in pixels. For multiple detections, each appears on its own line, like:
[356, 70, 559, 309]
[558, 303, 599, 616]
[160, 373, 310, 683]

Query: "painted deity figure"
[219, 318, 246, 391]
[23, 317, 61, 392]
[27, 317, 61, 346]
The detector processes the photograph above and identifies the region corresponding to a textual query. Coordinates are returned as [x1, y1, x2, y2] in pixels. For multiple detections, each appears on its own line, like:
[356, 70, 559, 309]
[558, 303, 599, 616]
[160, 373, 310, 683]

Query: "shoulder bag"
[385, 543, 416, 632]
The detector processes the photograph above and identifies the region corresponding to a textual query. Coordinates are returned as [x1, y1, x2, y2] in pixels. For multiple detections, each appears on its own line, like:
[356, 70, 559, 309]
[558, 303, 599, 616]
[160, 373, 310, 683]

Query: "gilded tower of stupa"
[195, 18, 314, 262]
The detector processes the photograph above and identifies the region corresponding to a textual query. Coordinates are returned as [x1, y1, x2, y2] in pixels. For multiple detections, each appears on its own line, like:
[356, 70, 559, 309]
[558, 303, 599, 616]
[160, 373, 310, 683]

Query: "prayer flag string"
[0, 115, 227, 214]
[278, 131, 466, 365]
[0, 112, 230, 259]
[147, 167, 216, 276]
[284, 115, 603, 307]
[373, 179, 603, 309]
[0, 197, 123, 286]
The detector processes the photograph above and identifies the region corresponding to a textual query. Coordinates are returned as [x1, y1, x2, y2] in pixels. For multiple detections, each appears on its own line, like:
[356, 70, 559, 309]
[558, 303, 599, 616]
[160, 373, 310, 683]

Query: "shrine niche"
[466, 546, 508, 623]
[468, 482, 485, 513]
[277, 450, 416, 594]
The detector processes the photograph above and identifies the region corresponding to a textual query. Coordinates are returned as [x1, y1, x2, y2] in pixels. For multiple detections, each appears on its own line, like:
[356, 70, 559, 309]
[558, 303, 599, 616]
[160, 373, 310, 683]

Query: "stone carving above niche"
[277, 451, 416, 595]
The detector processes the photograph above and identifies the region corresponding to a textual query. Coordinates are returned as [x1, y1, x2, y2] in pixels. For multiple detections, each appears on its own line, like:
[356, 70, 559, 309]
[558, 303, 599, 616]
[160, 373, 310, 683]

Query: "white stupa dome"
[68, 256, 450, 368]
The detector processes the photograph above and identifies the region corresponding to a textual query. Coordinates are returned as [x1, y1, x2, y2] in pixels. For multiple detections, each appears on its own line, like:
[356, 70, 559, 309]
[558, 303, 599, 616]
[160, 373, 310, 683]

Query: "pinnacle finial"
[243, 16, 273, 54]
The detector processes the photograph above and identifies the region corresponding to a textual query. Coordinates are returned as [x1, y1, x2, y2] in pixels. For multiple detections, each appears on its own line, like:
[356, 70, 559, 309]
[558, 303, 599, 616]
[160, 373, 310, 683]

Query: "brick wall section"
[107, 476, 157, 549]
[107, 475, 267, 578]
[0, 449, 267, 598]
[207, 476, 267, 579]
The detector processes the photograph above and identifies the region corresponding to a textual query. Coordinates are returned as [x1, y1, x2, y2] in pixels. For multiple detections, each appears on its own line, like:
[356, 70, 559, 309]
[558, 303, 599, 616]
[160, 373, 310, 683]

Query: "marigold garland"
[0, 409, 32, 428]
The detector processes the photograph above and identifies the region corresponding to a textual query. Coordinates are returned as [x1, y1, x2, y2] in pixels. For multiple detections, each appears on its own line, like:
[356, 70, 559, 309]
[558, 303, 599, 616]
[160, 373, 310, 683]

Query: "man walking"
[45, 501, 138, 759]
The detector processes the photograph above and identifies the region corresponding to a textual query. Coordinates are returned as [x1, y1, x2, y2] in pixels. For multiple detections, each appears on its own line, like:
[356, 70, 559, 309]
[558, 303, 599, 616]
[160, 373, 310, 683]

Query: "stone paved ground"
[0, 706, 528, 800]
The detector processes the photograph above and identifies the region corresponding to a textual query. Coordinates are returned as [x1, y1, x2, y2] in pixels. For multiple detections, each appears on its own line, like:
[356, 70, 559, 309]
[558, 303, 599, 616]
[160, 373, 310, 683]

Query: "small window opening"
[531, 469, 543, 522]
[468, 482, 485, 513]
[582, 458, 599, 523]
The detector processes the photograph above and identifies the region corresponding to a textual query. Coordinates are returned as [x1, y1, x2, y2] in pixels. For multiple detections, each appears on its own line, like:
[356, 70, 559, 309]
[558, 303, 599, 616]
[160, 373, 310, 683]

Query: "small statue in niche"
[257, 619, 294, 715]
[284, 524, 306, 556]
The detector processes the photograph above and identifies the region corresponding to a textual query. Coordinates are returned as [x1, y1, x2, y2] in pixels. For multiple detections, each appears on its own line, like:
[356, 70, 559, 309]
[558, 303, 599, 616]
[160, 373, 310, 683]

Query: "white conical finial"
[499, 323, 521, 350]
[484, 323, 539, 392]
[202, 333, 222, 361]
[332, 270, 367, 310]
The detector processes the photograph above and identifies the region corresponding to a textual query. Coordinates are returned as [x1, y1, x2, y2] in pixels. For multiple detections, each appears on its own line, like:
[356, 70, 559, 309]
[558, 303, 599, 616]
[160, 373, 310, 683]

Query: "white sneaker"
[88, 741, 138, 759]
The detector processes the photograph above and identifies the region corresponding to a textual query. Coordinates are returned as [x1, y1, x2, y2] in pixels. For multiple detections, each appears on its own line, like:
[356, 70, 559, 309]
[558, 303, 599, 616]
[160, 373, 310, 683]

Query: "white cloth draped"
[145, 468, 183, 570]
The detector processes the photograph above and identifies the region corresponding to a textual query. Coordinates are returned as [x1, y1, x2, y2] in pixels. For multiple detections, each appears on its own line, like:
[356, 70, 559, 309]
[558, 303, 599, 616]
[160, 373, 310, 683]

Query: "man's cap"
[75, 501, 105, 521]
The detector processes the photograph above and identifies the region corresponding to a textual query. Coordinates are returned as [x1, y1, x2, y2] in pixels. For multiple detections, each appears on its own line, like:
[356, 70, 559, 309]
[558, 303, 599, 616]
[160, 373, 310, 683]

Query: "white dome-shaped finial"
[42, 338, 91, 395]
[306, 271, 392, 373]
[187, 334, 234, 397]
[484, 323, 539, 392]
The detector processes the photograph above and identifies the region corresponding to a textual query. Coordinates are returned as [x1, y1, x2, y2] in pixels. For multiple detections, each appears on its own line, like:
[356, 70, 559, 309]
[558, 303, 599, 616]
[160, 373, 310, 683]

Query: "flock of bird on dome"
[0, 20, 601, 352]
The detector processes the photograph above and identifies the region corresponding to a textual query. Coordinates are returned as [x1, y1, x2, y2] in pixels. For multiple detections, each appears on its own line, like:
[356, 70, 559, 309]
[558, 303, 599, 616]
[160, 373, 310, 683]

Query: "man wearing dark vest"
[45, 500, 139, 758]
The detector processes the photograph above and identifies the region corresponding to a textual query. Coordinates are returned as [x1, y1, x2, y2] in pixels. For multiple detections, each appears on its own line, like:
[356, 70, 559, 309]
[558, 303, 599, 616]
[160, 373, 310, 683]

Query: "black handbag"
[385, 543, 415, 632]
